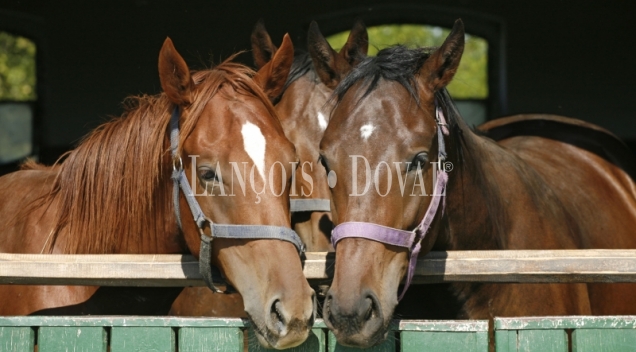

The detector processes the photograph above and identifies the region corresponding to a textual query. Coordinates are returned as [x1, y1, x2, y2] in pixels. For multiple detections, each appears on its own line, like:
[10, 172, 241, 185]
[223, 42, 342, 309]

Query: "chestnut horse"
[0, 38, 315, 349]
[170, 21, 369, 318]
[318, 19, 636, 347]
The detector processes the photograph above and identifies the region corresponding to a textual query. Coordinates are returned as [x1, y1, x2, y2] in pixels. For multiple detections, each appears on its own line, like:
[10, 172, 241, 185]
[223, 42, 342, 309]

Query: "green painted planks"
[495, 316, 636, 330]
[178, 327, 243, 352]
[401, 331, 488, 352]
[247, 327, 325, 352]
[493, 329, 568, 352]
[494, 330, 518, 352]
[0, 327, 34, 352]
[573, 329, 636, 352]
[517, 330, 567, 352]
[111, 326, 175, 352]
[327, 331, 396, 352]
[39, 326, 106, 352]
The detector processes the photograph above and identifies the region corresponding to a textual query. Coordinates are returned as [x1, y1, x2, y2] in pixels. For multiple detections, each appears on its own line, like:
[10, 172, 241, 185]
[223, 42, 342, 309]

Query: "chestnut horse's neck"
[38, 95, 179, 255]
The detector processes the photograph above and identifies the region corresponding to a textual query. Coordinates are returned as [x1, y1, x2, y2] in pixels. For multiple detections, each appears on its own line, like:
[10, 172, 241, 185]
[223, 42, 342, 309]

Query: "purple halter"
[330, 101, 450, 301]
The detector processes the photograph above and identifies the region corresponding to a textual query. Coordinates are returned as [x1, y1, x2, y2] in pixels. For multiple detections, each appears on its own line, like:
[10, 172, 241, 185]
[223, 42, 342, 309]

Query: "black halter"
[169, 106, 305, 293]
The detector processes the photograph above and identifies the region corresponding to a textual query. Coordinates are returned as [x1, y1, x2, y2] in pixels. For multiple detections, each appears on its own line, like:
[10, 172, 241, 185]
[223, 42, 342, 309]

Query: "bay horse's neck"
[439, 123, 510, 251]
[437, 109, 576, 252]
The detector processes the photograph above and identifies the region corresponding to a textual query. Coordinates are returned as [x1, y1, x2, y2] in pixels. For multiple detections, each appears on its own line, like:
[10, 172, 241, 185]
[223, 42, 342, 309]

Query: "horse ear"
[308, 21, 347, 89]
[158, 37, 194, 106]
[253, 33, 294, 101]
[251, 20, 278, 69]
[339, 18, 368, 67]
[418, 19, 465, 91]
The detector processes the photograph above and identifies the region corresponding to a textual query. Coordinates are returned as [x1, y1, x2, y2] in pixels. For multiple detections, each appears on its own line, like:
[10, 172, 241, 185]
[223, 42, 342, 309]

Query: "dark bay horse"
[318, 19, 636, 347]
[170, 20, 370, 318]
[253, 19, 369, 250]
[0, 37, 315, 349]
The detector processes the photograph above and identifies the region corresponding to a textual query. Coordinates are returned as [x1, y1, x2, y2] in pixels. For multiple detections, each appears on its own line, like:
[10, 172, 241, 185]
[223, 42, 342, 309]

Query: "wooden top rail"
[1, 250, 636, 286]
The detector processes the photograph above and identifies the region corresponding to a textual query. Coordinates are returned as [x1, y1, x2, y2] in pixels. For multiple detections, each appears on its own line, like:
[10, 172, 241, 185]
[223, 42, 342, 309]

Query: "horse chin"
[247, 313, 310, 350]
[323, 290, 394, 349]
[330, 321, 391, 349]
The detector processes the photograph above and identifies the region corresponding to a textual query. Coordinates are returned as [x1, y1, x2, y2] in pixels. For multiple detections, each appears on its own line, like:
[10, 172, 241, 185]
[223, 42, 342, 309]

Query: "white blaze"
[241, 122, 267, 179]
[317, 111, 328, 131]
[360, 123, 376, 140]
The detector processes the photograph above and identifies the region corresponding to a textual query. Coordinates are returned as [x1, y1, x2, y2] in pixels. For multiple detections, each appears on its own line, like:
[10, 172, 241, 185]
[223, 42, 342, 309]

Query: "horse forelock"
[179, 59, 281, 148]
[284, 51, 315, 90]
[331, 45, 433, 107]
[39, 58, 276, 255]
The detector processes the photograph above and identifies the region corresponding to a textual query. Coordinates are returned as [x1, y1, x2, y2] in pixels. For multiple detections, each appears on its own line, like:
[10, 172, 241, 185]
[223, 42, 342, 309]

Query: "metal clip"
[172, 156, 183, 171]
[437, 158, 446, 171]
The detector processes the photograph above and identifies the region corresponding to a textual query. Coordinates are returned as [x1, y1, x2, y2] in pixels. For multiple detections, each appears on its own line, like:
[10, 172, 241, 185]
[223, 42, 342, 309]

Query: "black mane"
[284, 51, 315, 91]
[332, 45, 434, 104]
[331, 45, 463, 134]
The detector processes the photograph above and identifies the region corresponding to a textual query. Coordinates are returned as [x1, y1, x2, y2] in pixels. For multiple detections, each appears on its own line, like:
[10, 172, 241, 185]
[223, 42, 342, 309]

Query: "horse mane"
[35, 57, 273, 254]
[330, 44, 509, 249]
[283, 51, 316, 92]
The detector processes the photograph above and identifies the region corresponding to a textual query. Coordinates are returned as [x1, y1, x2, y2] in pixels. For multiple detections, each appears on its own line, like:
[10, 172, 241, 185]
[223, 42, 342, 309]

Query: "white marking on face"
[317, 111, 328, 131]
[360, 123, 376, 140]
[241, 122, 267, 179]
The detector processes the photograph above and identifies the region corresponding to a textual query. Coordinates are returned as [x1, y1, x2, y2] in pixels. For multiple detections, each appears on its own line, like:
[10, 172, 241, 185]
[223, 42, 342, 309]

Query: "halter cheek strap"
[330, 100, 450, 301]
[169, 107, 305, 293]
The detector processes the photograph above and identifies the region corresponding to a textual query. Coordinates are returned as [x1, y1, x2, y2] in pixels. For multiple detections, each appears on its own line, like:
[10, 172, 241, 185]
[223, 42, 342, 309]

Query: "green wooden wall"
[495, 316, 636, 352]
[1, 316, 634, 351]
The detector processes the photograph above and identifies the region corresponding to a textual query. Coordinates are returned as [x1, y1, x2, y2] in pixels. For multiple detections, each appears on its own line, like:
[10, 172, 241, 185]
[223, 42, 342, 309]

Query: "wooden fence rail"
[2, 250, 636, 286]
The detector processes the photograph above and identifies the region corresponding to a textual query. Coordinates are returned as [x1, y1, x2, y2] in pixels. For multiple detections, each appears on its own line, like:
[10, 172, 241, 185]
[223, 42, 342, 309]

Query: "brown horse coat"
[0, 38, 315, 350]
[319, 19, 636, 348]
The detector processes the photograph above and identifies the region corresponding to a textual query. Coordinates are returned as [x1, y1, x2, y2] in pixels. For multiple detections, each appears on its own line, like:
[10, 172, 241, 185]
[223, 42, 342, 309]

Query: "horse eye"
[318, 155, 330, 174]
[408, 152, 429, 172]
[198, 168, 217, 181]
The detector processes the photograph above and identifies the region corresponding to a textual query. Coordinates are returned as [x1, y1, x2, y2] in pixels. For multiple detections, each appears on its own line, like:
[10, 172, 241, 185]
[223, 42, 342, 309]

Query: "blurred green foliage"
[0, 32, 36, 101]
[327, 24, 488, 99]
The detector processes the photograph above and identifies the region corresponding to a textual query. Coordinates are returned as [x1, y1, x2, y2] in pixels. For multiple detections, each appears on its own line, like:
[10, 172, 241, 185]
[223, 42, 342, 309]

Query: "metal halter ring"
[197, 216, 215, 238]
[172, 157, 183, 171]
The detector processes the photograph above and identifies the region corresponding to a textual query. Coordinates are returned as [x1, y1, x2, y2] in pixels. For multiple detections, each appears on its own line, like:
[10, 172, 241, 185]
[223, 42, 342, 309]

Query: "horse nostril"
[324, 292, 336, 325]
[309, 291, 317, 326]
[363, 297, 374, 321]
[270, 299, 285, 330]
[363, 294, 380, 322]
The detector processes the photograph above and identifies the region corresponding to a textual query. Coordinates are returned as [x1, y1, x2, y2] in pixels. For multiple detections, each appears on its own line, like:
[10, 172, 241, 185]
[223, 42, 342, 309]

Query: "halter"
[330, 99, 450, 301]
[290, 198, 331, 212]
[170, 107, 305, 293]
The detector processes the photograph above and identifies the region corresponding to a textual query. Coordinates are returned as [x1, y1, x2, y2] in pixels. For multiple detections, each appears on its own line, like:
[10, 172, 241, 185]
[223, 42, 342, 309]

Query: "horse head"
[159, 37, 314, 349]
[318, 20, 465, 347]
[250, 19, 368, 252]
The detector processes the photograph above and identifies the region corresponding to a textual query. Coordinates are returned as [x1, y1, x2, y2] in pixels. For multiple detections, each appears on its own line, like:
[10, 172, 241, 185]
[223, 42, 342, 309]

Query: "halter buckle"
[172, 156, 183, 171]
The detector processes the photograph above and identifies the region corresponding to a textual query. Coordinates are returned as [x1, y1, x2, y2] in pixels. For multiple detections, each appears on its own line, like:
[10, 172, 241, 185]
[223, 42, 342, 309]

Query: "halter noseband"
[290, 199, 331, 212]
[330, 100, 450, 301]
[169, 107, 305, 293]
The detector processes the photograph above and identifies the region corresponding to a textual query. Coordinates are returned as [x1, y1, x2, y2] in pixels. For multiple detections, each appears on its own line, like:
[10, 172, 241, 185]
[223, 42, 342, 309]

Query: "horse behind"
[0, 37, 314, 349]
[318, 19, 636, 347]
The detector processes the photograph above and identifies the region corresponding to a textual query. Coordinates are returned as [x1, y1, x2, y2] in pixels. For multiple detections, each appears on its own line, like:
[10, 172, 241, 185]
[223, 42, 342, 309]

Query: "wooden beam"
[412, 250, 636, 283]
[1, 250, 636, 286]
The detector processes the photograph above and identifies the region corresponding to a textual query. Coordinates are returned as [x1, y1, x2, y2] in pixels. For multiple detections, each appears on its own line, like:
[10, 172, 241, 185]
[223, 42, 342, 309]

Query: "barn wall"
[1, 0, 634, 160]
